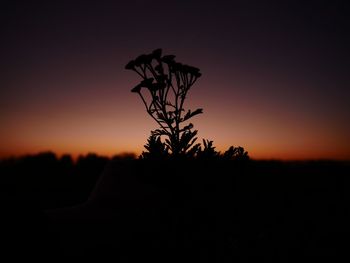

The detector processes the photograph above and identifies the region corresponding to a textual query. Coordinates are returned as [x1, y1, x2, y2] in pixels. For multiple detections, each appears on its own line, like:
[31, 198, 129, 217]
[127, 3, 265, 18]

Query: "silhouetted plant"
[126, 49, 249, 160]
[195, 140, 249, 161]
[126, 48, 202, 157]
[140, 134, 170, 160]
[222, 146, 249, 161]
[196, 140, 219, 160]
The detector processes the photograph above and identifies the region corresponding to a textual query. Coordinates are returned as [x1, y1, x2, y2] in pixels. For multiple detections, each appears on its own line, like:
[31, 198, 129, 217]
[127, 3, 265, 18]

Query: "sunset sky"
[1, 0, 349, 160]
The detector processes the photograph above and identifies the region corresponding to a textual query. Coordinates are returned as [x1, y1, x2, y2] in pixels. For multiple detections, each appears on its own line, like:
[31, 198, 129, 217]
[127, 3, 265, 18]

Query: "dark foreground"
[1, 155, 350, 261]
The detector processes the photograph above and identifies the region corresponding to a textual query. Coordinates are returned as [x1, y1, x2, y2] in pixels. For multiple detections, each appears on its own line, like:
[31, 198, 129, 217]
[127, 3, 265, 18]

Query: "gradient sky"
[1, 0, 350, 160]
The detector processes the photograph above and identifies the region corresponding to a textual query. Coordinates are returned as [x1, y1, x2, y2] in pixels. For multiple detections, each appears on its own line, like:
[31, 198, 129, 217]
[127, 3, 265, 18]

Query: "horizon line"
[1, 150, 349, 163]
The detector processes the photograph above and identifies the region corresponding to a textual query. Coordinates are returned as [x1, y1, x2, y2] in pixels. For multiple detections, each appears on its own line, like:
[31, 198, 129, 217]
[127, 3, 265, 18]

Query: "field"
[1, 153, 349, 261]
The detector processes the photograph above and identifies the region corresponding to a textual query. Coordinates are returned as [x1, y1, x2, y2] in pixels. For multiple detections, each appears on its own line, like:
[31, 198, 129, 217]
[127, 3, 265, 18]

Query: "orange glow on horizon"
[2, 55, 349, 162]
[1, 83, 349, 161]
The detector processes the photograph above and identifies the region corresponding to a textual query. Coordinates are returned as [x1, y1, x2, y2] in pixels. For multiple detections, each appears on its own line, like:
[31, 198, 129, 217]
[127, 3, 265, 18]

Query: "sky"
[1, 0, 350, 160]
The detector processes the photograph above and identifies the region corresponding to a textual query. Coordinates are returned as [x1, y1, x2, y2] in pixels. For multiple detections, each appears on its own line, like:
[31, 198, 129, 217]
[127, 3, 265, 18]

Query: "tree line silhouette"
[0, 152, 119, 209]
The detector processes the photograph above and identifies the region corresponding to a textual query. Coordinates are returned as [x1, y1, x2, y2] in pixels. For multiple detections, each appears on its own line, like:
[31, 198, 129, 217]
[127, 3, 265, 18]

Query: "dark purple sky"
[1, 0, 350, 159]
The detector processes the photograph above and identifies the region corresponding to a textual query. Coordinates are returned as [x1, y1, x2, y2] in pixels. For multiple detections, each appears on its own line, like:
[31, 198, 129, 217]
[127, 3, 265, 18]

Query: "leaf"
[186, 143, 201, 157]
[183, 137, 197, 151]
[183, 108, 203, 121]
[183, 110, 191, 121]
[191, 108, 203, 116]
[203, 139, 208, 149]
